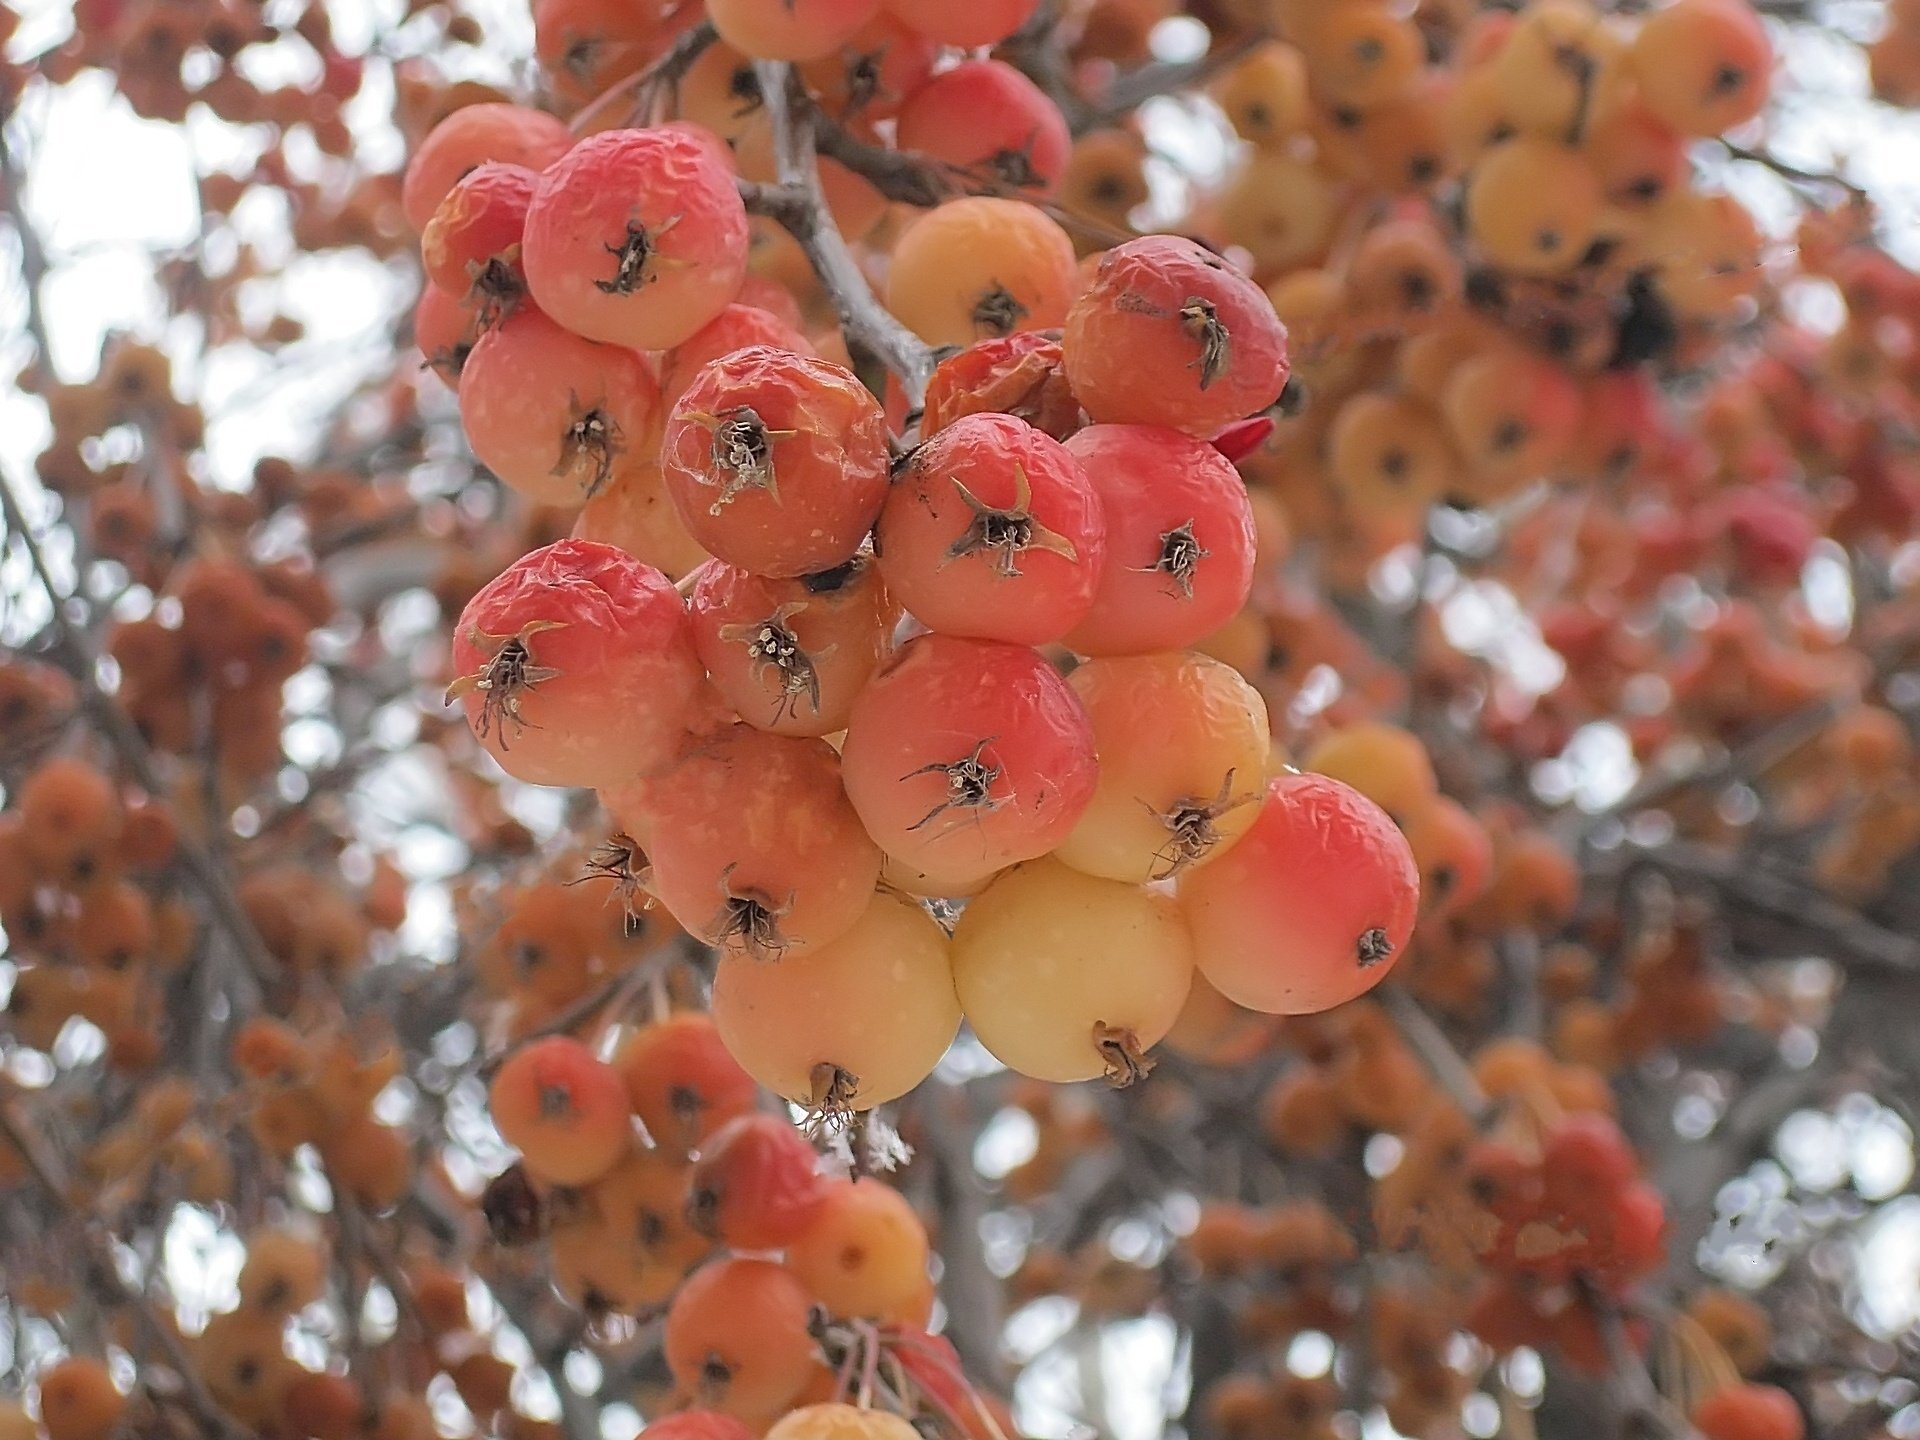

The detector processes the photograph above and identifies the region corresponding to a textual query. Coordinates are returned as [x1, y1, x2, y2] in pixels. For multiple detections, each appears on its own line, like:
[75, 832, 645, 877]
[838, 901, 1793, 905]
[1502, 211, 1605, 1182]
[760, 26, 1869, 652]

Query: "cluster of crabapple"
[484, 1022, 1006, 1436]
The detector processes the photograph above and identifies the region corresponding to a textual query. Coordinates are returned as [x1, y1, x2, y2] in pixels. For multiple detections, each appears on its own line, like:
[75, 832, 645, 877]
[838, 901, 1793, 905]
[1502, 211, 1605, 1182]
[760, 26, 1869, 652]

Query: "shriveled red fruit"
[688, 1113, 829, 1248]
[952, 857, 1194, 1083]
[1060, 423, 1257, 655]
[1694, 1385, 1804, 1440]
[797, 14, 938, 122]
[706, 0, 879, 60]
[839, 634, 1098, 891]
[896, 61, 1070, 195]
[458, 306, 662, 506]
[661, 345, 890, 577]
[615, 1011, 759, 1156]
[1064, 236, 1289, 436]
[664, 1258, 818, 1425]
[637, 724, 882, 960]
[402, 103, 572, 233]
[687, 555, 896, 737]
[1056, 652, 1270, 883]
[447, 538, 704, 787]
[488, 1035, 633, 1186]
[882, 0, 1038, 47]
[662, 304, 816, 408]
[876, 413, 1105, 645]
[712, 890, 959, 1117]
[522, 127, 750, 351]
[1179, 772, 1420, 1015]
[421, 162, 537, 317]
[919, 331, 1080, 440]
[415, 283, 480, 383]
[534, 0, 688, 110]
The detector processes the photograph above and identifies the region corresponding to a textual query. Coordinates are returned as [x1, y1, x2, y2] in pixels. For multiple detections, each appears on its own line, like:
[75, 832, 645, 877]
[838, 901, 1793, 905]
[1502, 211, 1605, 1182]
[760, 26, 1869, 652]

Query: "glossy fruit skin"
[711, 890, 959, 1111]
[663, 1258, 819, 1425]
[421, 162, 538, 301]
[1060, 423, 1258, 656]
[876, 413, 1105, 645]
[402, 103, 572, 233]
[522, 127, 750, 351]
[459, 306, 663, 506]
[1064, 236, 1290, 436]
[639, 725, 881, 959]
[950, 857, 1194, 1082]
[449, 539, 705, 787]
[687, 1113, 828, 1248]
[886, 198, 1079, 349]
[487, 1035, 633, 1186]
[661, 346, 891, 578]
[895, 61, 1070, 195]
[839, 634, 1098, 890]
[1179, 772, 1420, 1015]
[1056, 652, 1270, 883]
[785, 1178, 931, 1322]
[1693, 1385, 1804, 1440]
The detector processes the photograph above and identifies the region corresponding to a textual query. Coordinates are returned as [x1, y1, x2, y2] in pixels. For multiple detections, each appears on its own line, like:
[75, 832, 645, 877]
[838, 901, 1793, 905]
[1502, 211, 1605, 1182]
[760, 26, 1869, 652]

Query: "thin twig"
[1379, 985, 1492, 1126]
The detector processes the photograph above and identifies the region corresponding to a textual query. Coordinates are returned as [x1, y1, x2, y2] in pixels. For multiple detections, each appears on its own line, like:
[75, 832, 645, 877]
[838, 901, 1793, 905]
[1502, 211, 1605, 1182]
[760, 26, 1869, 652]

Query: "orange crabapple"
[765, 1407, 923, 1440]
[839, 633, 1098, 892]
[952, 857, 1194, 1084]
[1693, 1385, 1805, 1440]
[885, 197, 1079, 349]
[785, 1177, 932, 1323]
[1440, 345, 1583, 503]
[458, 305, 662, 506]
[614, 1010, 759, 1155]
[401, 103, 572, 233]
[35, 1358, 126, 1440]
[521, 126, 749, 352]
[573, 459, 713, 581]
[881, 0, 1037, 46]
[1465, 137, 1607, 277]
[1629, 0, 1773, 138]
[705, 0, 879, 61]
[549, 1146, 710, 1310]
[488, 1035, 634, 1186]
[1059, 422, 1259, 656]
[660, 345, 889, 578]
[1402, 795, 1495, 917]
[534, 0, 692, 111]
[1180, 771, 1420, 1015]
[448, 538, 705, 788]
[687, 1113, 829, 1248]
[711, 889, 959, 1119]
[1054, 651, 1271, 883]
[421, 161, 537, 318]
[895, 61, 1071, 195]
[687, 553, 896, 736]
[636, 723, 881, 959]
[876, 412, 1105, 646]
[662, 303, 816, 409]
[664, 1257, 820, 1424]
[1329, 391, 1458, 515]
[1063, 235, 1290, 437]
[1490, 0, 1623, 139]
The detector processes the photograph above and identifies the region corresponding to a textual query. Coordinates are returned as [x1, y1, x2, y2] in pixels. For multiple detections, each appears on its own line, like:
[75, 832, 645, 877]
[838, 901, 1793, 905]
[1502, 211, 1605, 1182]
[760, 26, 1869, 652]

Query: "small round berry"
[887, 197, 1078, 349]
[402, 103, 572, 233]
[896, 61, 1070, 195]
[488, 1034, 633, 1186]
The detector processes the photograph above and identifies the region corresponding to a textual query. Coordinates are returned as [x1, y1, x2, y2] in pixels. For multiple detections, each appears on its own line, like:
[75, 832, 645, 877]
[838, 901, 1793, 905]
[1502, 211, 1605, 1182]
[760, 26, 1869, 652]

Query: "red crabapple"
[706, 0, 880, 61]
[1178, 771, 1420, 1015]
[882, 0, 1039, 48]
[687, 554, 897, 736]
[711, 889, 959, 1118]
[1064, 235, 1290, 436]
[402, 103, 572, 233]
[415, 283, 480, 384]
[662, 303, 815, 409]
[920, 331, 1080, 440]
[614, 1011, 759, 1155]
[661, 345, 891, 577]
[951, 857, 1194, 1083]
[798, 13, 938, 121]
[1693, 1385, 1803, 1440]
[687, 1113, 829, 1248]
[1056, 652, 1271, 883]
[534, 0, 693, 112]
[638, 724, 882, 959]
[895, 61, 1071, 195]
[522, 126, 750, 351]
[1060, 423, 1259, 655]
[421, 162, 537, 320]
[875, 413, 1105, 645]
[488, 1035, 633, 1186]
[448, 538, 704, 787]
[663, 1258, 818, 1425]
[459, 306, 662, 506]
[839, 634, 1098, 891]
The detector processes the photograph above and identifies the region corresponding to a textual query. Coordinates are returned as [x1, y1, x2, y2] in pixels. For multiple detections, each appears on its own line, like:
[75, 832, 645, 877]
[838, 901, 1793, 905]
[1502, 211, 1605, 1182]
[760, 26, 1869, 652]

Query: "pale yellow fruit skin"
[1055, 652, 1270, 884]
[950, 858, 1194, 1082]
[765, 1404, 924, 1440]
[711, 891, 960, 1110]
